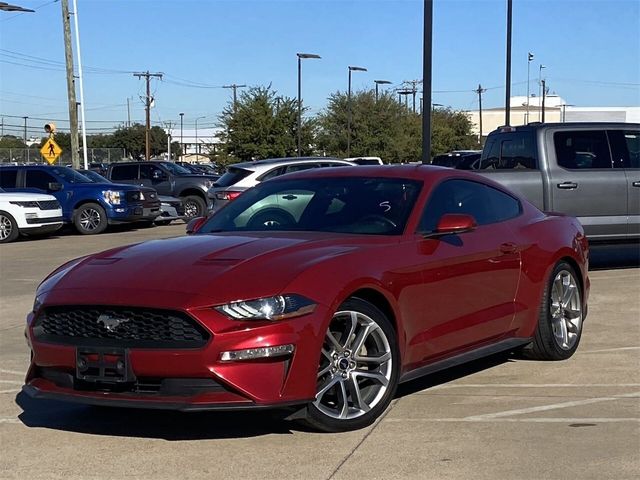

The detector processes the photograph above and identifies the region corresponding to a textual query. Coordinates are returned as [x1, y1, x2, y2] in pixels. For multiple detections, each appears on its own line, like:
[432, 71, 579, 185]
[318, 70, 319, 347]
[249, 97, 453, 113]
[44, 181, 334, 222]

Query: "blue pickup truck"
[0, 165, 147, 234]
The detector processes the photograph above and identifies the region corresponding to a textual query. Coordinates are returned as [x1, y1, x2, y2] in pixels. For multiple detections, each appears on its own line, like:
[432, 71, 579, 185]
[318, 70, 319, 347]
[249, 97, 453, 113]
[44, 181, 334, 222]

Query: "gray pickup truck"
[472, 122, 639, 241]
[107, 161, 218, 218]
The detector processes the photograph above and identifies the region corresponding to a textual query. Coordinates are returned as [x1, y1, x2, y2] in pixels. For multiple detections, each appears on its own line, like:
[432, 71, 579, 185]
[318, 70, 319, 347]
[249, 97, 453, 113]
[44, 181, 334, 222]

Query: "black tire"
[247, 209, 295, 229]
[137, 220, 156, 228]
[0, 211, 20, 243]
[301, 297, 400, 432]
[73, 203, 108, 235]
[182, 195, 206, 218]
[155, 219, 172, 226]
[524, 261, 584, 361]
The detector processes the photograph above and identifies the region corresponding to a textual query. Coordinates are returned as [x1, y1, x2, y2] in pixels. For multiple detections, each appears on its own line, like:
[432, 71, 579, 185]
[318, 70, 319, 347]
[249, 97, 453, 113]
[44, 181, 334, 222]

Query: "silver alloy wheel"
[314, 310, 393, 420]
[550, 269, 582, 350]
[79, 207, 102, 231]
[184, 201, 198, 218]
[0, 214, 12, 240]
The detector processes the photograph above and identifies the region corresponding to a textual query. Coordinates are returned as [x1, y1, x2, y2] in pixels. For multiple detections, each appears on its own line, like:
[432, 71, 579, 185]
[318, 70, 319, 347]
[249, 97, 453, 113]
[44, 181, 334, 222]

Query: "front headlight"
[102, 190, 123, 205]
[32, 294, 43, 315]
[215, 294, 316, 321]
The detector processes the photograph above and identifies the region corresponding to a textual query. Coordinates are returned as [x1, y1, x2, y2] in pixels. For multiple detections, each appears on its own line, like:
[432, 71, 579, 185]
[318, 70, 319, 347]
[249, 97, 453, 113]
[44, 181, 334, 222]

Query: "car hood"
[72, 182, 141, 191]
[0, 192, 57, 202]
[39, 233, 379, 308]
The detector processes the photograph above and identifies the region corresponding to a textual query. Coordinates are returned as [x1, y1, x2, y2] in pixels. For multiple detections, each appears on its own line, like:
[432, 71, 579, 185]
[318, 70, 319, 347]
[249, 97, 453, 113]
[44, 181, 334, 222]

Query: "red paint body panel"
[24, 166, 589, 410]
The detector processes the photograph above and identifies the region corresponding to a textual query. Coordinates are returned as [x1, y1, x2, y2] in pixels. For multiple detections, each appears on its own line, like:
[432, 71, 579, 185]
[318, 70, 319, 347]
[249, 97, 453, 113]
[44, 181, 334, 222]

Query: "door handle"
[500, 242, 517, 254]
[633, 181, 640, 187]
[282, 194, 298, 200]
[557, 182, 578, 190]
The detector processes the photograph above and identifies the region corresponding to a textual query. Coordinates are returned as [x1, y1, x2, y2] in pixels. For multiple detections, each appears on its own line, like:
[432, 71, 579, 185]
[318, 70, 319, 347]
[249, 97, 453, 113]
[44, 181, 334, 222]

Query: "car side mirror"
[48, 182, 63, 191]
[186, 216, 207, 235]
[423, 213, 477, 238]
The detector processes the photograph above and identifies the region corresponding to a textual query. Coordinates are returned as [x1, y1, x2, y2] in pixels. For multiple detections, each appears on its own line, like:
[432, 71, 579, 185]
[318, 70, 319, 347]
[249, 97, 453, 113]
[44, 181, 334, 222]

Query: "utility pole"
[223, 84, 247, 112]
[475, 84, 486, 146]
[407, 80, 420, 113]
[526, 52, 534, 123]
[422, 0, 433, 164]
[504, 0, 513, 126]
[165, 121, 173, 161]
[133, 71, 163, 161]
[61, 0, 80, 168]
[22, 116, 28, 144]
[126, 97, 131, 127]
[179, 112, 184, 157]
[541, 79, 546, 123]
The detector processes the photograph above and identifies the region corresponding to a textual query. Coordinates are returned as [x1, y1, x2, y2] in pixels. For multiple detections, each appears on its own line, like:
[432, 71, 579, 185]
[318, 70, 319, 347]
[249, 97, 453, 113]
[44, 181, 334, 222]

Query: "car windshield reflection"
[199, 177, 422, 235]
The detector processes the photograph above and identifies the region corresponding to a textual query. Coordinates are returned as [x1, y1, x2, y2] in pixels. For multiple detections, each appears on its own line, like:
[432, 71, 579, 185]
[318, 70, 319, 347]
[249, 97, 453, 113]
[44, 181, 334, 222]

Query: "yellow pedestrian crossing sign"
[40, 138, 62, 164]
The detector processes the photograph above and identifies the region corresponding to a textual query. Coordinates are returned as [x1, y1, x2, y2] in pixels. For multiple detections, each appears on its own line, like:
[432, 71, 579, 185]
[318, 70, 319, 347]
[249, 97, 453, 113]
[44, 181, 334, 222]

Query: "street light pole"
[296, 53, 321, 157]
[179, 112, 184, 158]
[504, 0, 513, 127]
[422, 0, 433, 163]
[347, 65, 367, 157]
[22, 116, 27, 144]
[195, 116, 206, 159]
[374, 80, 392, 102]
[538, 64, 546, 121]
[526, 52, 534, 123]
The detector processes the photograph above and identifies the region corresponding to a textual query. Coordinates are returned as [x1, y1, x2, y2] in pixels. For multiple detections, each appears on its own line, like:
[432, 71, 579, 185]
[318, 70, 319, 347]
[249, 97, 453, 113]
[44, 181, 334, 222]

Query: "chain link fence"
[0, 148, 126, 166]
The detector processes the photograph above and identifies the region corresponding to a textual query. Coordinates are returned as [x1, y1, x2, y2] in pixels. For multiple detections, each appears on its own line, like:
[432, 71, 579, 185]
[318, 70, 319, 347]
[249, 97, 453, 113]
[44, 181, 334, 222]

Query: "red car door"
[403, 179, 522, 369]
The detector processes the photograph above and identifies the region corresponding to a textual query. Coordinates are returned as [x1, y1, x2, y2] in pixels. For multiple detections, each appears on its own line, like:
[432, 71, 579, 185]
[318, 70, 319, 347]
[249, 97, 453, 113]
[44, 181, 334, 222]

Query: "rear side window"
[285, 163, 319, 174]
[25, 170, 56, 191]
[554, 130, 612, 169]
[420, 179, 521, 232]
[110, 164, 139, 180]
[609, 130, 640, 169]
[0, 169, 17, 188]
[480, 132, 537, 169]
[216, 167, 252, 187]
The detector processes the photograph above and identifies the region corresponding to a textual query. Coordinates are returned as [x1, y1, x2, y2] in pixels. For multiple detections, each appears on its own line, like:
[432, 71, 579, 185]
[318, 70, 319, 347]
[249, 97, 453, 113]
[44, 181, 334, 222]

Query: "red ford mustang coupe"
[23, 166, 589, 432]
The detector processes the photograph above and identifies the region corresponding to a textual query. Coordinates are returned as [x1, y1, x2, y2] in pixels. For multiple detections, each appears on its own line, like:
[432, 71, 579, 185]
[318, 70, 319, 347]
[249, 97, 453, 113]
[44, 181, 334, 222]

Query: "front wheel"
[0, 211, 19, 243]
[182, 195, 206, 218]
[525, 261, 584, 360]
[301, 298, 399, 432]
[74, 203, 108, 235]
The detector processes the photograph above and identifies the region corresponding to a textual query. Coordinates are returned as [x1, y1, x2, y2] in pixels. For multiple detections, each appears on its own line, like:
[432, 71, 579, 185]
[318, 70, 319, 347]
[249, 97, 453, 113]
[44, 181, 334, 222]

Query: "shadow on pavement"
[589, 242, 640, 270]
[15, 391, 295, 439]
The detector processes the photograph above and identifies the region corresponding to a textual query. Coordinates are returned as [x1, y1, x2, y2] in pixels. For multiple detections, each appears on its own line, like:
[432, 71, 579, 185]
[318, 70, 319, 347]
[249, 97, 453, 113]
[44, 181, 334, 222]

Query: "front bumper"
[106, 204, 146, 224]
[24, 301, 328, 410]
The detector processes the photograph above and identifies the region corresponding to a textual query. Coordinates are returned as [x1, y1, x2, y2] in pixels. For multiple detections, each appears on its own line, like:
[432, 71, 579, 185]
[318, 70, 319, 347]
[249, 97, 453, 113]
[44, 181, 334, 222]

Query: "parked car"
[344, 156, 384, 165]
[23, 165, 589, 432]
[77, 169, 163, 226]
[208, 156, 355, 212]
[431, 150, 481, 169]
[106, 161, 218, 218]
[474, 123, 640, 241]
[0, 187, 63, 243]
[88, 162, 109, 176]
[0, 165, 146, 234]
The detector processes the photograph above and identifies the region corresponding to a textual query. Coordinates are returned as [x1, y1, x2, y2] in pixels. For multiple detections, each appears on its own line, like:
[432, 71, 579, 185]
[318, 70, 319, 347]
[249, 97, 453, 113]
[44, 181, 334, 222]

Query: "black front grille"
[34, 306, 210, 348]
[37, 200, 60, 210]
[126, 191, 142, 202]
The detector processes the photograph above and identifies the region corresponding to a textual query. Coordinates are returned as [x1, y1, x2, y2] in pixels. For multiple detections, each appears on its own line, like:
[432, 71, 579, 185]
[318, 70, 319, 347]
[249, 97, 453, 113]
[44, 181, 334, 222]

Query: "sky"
[1, 0, 639, 137]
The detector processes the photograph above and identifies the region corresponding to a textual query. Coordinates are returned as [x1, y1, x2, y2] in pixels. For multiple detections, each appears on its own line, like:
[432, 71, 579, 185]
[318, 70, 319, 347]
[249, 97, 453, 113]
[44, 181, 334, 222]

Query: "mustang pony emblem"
[97, 314, 130, 332]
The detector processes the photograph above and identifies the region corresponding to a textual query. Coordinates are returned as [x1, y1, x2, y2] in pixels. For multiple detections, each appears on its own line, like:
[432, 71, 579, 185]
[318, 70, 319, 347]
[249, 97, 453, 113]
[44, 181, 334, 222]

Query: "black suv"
[106, 161, 218, 217]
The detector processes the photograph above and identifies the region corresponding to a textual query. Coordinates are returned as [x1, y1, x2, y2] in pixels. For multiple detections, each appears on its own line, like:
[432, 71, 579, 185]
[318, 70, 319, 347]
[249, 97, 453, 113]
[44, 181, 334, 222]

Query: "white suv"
[0, 188, 63, 243]
[207, 157, 355, 212]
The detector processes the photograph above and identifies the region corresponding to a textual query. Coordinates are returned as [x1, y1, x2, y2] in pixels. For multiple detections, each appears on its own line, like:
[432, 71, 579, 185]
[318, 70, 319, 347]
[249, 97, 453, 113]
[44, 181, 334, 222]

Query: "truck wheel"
[183, 195, 205, 218]
[74, 203, 108, 235]
[0, 211, 20, 243]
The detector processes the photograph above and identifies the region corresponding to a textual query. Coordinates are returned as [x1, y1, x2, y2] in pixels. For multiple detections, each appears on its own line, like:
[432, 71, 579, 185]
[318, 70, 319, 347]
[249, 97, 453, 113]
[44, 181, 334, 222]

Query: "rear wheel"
[74, 203, 107, 235]
[302, 298, 399, 432]
[0, 211, 19, 243]
[183, 195, 205, 218]
[525, 261, 584, 360]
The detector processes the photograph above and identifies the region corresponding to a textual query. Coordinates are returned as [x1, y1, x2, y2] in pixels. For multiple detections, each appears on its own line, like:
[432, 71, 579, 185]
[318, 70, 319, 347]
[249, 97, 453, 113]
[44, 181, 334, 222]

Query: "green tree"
[0, 135, 27, 149]
[316, 90, 478, 162]
[217, 86, 316, 162]
[111, 124, 167, 159]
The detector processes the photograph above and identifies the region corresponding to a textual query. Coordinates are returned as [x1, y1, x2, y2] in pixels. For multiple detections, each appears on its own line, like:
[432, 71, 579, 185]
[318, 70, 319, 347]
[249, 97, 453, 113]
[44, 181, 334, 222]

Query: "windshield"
[161, 162, 192, 175]
[50, 167, 93, 184]
[79, 170, 111, 183]
[199, 176, 422, 235]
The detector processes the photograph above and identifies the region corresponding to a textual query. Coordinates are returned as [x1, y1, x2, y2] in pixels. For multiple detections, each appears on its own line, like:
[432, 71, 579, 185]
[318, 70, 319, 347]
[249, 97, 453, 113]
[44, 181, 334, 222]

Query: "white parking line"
[581, 346, 640, 354]
[464, 391, 640, 420]
[0, 369, 24, 376]
[0, 418, 21, 424]
[0, 380, 22, 385]
[385, 417, 640, 423]
[0, 388, 20, 394]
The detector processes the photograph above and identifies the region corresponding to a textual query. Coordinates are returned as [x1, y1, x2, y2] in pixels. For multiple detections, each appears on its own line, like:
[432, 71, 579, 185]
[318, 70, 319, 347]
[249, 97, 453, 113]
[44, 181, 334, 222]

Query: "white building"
[164, 127, 224, 161]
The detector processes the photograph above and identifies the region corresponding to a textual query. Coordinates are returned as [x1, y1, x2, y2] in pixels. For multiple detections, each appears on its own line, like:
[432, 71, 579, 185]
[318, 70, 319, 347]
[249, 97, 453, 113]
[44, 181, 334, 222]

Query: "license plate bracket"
[76, 347, 134, 383]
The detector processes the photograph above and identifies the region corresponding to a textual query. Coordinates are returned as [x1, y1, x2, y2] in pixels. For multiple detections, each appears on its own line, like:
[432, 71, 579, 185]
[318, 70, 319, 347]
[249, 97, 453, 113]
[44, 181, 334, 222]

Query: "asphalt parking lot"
[0, 226, 638, 480]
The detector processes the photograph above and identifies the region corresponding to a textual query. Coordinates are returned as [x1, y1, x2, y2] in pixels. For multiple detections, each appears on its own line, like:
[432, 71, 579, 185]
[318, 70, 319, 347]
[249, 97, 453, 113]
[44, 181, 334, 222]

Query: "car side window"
[419, 179, 521, 232]
[140, 164, 163, 180]
[25, 170, 57, 191]
[0, 169, 18, 188]
[258, 166, 286, 182]
[609, 130, 640, 169]
[110, 164, 139, 180]
[480, 133, 537, 169]
[285, 163, 319, 174]
[554, 130, 612, 169]
[480, 139, 500, 169]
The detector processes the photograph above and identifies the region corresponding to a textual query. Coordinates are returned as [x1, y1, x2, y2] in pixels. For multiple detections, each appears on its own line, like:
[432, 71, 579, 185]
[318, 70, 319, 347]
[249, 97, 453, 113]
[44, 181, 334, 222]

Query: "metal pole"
[541, 79, 546, 123]
[127, 98, 131, 127]
[297, 55, 302, 156]
[22, 116, 27, 144]
[72, 0, 88, 169]
[347, 68, 352, 157]
[422, 0, 433, 163]
[195, 118, 199, 157]
[61, 0, 80, 168]
[167, 133, 171, 161]
[526, 52, 533, 123]
[375, 83, 379, 102]
[179, 112, 184, 157]
[504, 0, 513, 127]
[538, 65, 545, 121]
[476, 84, 484, 145]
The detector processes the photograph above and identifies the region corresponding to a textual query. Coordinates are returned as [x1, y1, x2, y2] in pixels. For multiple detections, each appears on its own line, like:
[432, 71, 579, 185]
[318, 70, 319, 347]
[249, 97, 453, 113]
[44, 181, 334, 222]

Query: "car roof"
[489, 122, 640, 134]
[230, 157, 351, 170]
